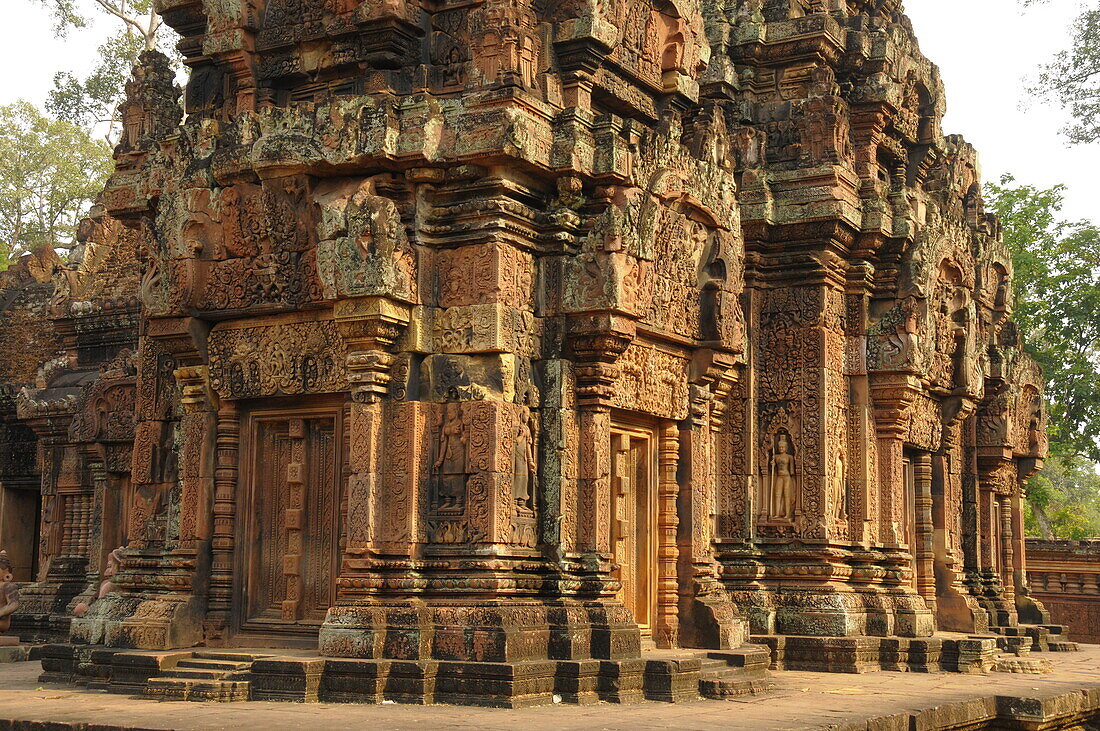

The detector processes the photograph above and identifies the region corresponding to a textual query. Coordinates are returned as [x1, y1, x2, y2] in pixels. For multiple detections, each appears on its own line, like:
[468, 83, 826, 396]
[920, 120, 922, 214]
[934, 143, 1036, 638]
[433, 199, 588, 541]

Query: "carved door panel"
[241, 408, 342, 635]
[0, 487, 39, 582]
[611, 421, 657, 635]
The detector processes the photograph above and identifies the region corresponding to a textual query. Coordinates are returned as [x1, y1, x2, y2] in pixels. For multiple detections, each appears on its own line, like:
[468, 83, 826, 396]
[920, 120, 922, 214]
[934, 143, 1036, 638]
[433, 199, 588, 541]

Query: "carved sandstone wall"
[0, 0, 1053, 664]
[1027, 539, 1100, 645]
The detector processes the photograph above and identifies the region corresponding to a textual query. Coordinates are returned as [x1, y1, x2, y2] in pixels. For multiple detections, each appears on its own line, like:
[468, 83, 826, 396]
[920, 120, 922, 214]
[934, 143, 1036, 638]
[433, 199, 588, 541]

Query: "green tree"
[986, 175, 1100, 463]
[32, 0, 175, 141]
[1025, 0, 1100, 144]
[986, 174, 1100, 537]
[0, 101, 113, 264]
[1023, 456, 1100, 539]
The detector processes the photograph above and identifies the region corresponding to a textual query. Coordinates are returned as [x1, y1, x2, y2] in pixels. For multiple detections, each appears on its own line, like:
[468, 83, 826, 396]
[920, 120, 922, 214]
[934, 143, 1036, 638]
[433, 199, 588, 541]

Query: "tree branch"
[91, 0, 148, 37]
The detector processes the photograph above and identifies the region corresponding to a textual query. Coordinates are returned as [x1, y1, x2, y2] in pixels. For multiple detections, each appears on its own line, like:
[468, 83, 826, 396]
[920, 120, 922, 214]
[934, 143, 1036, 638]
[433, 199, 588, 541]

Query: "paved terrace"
[2, 644, 1100, 730]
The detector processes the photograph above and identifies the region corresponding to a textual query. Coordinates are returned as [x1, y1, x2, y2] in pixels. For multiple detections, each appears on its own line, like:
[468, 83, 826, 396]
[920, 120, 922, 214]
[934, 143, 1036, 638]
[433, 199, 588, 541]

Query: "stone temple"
[0, 0, 1077, 706]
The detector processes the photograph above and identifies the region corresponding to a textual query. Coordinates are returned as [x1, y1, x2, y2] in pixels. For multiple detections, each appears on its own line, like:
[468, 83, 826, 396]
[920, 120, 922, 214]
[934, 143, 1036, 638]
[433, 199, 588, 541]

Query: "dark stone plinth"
[108, 650, 190, 694]
[320, 659, 390, 703]
[435, 660, 556, 708]
[385, 660, 438, 704]
[643, 658, 702, 703]
[554, 660, 601, 704]
[940, 637, 998, 674]
[752, 635, 944, 673]
[250, 657, 326, 702]
[595, 659, 645, 704]
[320, 602, 640, 662]
[753, 636, 881, 673]
[37, 644, 77, 684]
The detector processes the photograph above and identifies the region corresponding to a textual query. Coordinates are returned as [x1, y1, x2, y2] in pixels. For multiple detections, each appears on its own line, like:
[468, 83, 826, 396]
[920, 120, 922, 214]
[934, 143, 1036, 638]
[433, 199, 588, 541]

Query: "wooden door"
[241, 408, 342, 635]
[611, 422, 657, 635]
[0, 487, 39, 582]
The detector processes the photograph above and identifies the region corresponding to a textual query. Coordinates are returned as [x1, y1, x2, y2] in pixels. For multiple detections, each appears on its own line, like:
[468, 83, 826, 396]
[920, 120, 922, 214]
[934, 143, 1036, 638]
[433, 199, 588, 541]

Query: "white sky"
[0, 0, 1096, 222]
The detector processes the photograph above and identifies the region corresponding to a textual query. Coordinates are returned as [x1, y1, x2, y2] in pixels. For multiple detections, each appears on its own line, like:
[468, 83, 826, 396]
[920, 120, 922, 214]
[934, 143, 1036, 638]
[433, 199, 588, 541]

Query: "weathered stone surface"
[0, 0, 1077, 711]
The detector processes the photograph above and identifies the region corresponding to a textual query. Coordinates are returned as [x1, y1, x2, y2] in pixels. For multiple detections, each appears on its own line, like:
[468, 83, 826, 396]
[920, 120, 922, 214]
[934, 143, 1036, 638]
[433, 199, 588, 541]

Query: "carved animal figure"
[73, 546, 124, 618]
[0, 551, 20, 646]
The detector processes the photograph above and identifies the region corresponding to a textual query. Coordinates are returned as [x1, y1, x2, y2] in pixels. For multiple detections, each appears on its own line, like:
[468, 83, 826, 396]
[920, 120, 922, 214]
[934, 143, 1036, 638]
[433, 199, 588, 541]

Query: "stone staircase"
[990, 624, 1080, 653]
[144, 651, 272, 702]
[696, 647, 773, 699]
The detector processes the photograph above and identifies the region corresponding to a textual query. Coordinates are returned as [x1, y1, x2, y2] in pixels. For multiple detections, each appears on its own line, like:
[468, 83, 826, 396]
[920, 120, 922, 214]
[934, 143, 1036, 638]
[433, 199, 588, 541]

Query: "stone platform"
[34, 644, 774, 707]
[1, 644, 1100, 729]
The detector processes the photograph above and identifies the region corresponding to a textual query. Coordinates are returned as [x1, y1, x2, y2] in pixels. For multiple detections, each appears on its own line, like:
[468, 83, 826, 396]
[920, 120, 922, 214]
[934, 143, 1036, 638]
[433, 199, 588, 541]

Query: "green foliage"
[1023, 456, 1100, 539]
[1025, 0, 1100, 144]
[0, 101, 113, 263]
[986, 175, 1100, 464]
[48, 31, 145, 129]
[31, 0, 176, 140]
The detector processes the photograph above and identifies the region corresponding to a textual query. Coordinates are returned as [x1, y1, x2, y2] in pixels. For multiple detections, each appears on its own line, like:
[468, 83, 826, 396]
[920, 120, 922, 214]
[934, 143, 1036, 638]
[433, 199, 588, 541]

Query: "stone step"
[176, 658, 252, 671]
[699, 673, 773, 700]
[191, 651, 272, 662]
[1048, 640, 1080, 652]
[146, 677, 251, 702]
[706, 646, 772, 670]
[159, 668, 234, 681]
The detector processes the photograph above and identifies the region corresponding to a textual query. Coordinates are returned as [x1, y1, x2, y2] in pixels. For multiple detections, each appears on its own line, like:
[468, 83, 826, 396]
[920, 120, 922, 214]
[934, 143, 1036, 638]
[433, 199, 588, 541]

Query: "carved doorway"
[237, 404, 344, 642]
[0, 485, 39, 582]
[610, 420, 659, 639]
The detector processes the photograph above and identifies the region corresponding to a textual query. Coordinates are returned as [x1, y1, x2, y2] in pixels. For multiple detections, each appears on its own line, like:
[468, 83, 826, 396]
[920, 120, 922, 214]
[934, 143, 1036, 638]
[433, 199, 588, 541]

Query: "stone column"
[205, 402, 239, 639]
[333, 296, 411, 569]
[999, 498, 1015, 605]
[912, 452, 936, 612]
[655, 420, 680, 648]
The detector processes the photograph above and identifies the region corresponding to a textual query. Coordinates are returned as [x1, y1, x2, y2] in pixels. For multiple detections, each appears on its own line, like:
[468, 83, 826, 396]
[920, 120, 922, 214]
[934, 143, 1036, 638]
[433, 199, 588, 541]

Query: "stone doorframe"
[231, 399, 346, 641]
[608, 414, 681, 648]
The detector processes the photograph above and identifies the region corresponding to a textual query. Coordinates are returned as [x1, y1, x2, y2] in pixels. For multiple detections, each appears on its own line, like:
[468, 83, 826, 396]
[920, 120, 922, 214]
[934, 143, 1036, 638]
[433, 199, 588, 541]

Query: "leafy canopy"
[32, 0, 175, 140]
[1023, 456, 1100, 540]
[986, 175, 1100, 464]
[1025, 0, 1100, 144]
[0, 101, 113, 264]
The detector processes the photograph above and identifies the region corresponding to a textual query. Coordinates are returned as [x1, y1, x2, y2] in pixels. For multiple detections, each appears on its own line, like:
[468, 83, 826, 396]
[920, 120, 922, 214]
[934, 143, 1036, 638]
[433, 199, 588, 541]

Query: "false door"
[240, 407, 343, 636]
[610, 422, 658, 636]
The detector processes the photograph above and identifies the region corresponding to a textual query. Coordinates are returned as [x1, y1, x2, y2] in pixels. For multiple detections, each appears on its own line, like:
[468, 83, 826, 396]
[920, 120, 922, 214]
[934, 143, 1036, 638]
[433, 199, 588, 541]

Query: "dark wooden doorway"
[237, 404, 344, 642]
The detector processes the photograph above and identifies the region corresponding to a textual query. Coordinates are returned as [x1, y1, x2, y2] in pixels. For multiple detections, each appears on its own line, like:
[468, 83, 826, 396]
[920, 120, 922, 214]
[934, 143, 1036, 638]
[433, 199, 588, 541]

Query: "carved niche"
[315, 177, 418, 304]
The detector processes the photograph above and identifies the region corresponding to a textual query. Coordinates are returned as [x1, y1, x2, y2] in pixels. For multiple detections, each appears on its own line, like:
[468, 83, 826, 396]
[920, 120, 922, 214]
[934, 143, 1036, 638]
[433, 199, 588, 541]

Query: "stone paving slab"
[2, 645, 1100, 730]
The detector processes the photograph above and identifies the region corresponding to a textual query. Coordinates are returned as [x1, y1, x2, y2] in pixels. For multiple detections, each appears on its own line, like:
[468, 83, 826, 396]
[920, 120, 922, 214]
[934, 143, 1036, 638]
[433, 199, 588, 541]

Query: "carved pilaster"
[205, 402, 239, 638]
[655, 420, 680, 648]
[912, 452, 935, 611]
[869, 375, 921, 545]
[566, 315, 633, 564]
[333, 296, 411, 564]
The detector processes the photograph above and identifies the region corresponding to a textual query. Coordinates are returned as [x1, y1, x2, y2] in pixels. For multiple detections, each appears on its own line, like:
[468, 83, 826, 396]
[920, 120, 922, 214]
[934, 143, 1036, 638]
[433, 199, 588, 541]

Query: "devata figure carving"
[434, 415, 467, 511]
[767, 433, 797, 523]
[513, 411, 536, 511]
[831, 453, 847, 523]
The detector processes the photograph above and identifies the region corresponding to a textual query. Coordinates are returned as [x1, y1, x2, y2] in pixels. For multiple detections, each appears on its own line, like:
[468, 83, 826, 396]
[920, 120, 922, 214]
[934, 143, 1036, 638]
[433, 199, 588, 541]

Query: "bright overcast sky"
[0, 0, 1096, 222]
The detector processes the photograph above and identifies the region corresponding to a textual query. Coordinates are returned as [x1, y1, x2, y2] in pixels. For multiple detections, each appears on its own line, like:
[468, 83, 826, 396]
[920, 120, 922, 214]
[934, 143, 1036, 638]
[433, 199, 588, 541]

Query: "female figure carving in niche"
[831, 452, 847, 522]
[434, 414, 467, 510]
[768, 432, 797, 522]
[513, 412, 537, 511]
